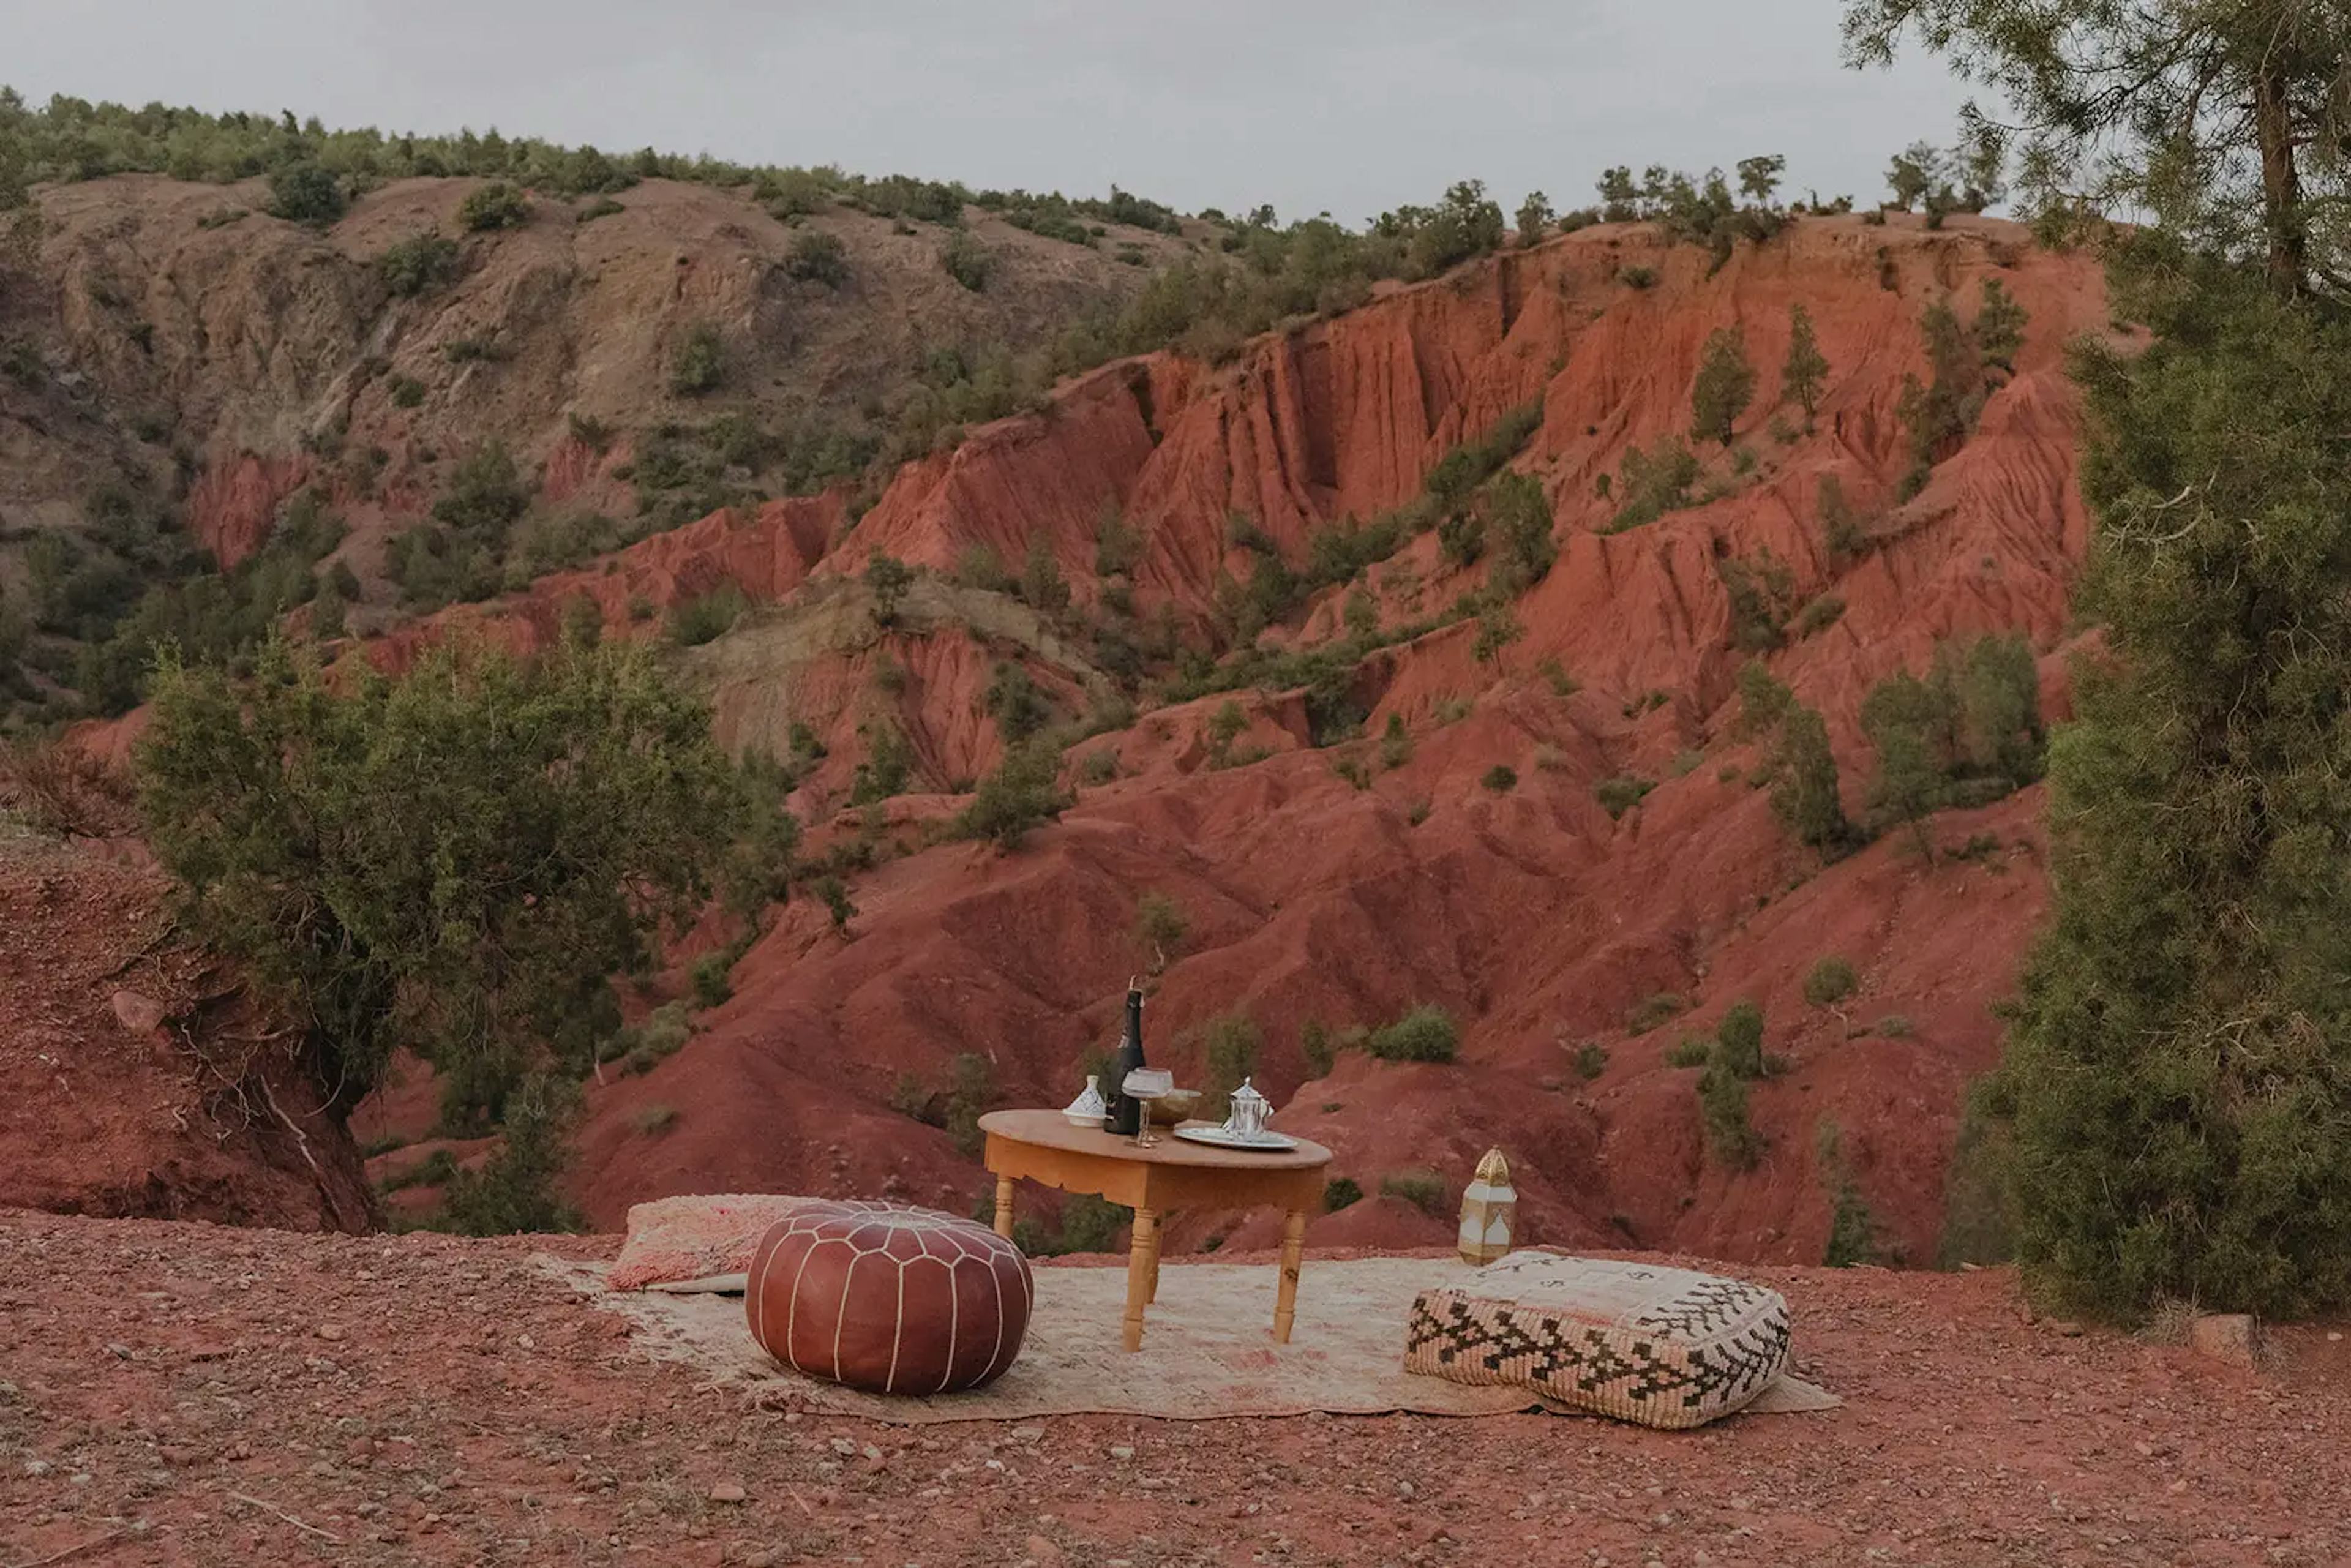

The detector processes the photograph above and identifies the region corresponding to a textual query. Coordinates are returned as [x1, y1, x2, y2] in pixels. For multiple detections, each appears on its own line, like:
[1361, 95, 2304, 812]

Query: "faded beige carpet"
[542, 1253, 1839, 1426]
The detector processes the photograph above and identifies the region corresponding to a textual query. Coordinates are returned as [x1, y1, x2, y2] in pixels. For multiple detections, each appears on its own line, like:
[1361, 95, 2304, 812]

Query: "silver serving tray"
[1174, 1125, 1299, 1152]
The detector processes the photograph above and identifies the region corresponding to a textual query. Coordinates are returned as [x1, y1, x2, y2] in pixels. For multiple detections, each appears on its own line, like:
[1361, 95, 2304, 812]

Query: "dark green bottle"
[1106, 984, 1147, 1136]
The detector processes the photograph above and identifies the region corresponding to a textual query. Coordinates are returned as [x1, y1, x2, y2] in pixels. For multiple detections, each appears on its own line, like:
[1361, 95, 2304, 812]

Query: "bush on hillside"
[458, 181, 529, 232]
[785, 230, 850, 287]
[1366, 1005, 1459, 1063]
[267, 163, 344, 225]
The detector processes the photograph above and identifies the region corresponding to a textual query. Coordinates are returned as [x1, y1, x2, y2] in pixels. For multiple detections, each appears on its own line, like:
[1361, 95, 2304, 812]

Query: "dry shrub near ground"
[0, 741, 137, 838]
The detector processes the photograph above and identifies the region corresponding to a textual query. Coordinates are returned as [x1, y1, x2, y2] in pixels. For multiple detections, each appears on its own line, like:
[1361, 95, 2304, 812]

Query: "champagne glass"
[1122, 1067, 1173, 1147]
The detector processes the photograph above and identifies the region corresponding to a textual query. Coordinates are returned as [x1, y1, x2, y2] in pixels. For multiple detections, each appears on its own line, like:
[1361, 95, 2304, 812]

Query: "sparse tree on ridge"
[1516, 190, 1554, 246]
[1737, 154, 1787, 206]
[1691, 326, 1758, 446]
[1782, 302, 1829, 421]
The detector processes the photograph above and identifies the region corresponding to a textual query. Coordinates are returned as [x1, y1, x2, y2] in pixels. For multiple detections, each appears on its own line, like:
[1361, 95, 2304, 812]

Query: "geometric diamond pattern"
[1402, 1255, 1791, 1429]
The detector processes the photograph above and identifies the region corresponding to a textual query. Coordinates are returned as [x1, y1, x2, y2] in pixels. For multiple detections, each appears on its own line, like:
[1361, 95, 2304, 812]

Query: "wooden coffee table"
[978, 1109, 1333, 1351]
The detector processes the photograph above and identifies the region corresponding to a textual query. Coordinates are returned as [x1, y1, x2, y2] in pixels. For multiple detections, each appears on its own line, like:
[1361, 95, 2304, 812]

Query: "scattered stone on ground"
[1, 1211, 2345, 1566]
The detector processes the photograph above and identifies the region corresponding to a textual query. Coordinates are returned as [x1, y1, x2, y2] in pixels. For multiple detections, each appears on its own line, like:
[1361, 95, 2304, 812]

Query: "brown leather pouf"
[745, 1200, 1032, 1394]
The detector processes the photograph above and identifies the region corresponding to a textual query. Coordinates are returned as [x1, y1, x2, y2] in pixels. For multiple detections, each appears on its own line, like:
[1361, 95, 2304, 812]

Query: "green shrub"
[1690, 326, 1757, 445]
[984, 661, 1054, 744]
[1594, 775, 1653, 818]
[1795, 595, 1846, 636]
[1367, 1004, 1458, 1063]
[951, 543, 1014, 593]
[1714, 1000, 1766, 1079]
[786, 230, 850, 286]
[1824, 1174, 1878, 1264]
[1324, 1176, 1364, 1212]
[814, 874, 856, 930]
[1935, 1081, 2011, 1268]
[1874, 1013, 1915, 1039]
[377, 1147, 458, 1193]
[1300, 1021, 1337, 1078]
[1035, 1193, 1125, 1256]
[1817, 474, 1867, 560]
[863, 553, 915, 624]
[1625, 991, 1687, 1035]
[1134, 890, 1188, 964]
[267, 163, 345, 225]
[953, 741, 1070, 850]
[389, 375, 426, 408]
[941, 230, 994, 291]
[1804, 956, 1859, 1007]
[577, 197, 625, 222]
[630, 1103, 678, 1137]
[1573, 1041, 1609, 1080]
[689, 951, 734, 1008]
[1379, 713, 1414, 770]
[1816, 1120, 1880, 1266]
[1079, 749, 1117, 785]
[459, 181, 530, 232]
[1697, 1062, 1761, 1169]
[1198, 1013, 1262, 1119]
[1605, 437, 1700, 531]
[1618, 264, 1658, 289]
[1768, 703, 1853, 854]
[429, 1076, 583, 1235]
[1381, 1169, 1449, 1215]
[667, 583, 748, 646]
[1480, 763, 1518, 793]
[1719, 548, 1796, 652]
[670, 321, 724, 396]
[379, 232, 463, 296]
[942, 1052, 994, 1158]
[1665, 1035, 1712, 1068]
[1782, 302, 1829, 419]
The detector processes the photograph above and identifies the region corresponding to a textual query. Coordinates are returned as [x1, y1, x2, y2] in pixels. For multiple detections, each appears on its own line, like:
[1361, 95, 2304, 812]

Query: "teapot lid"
[1230, 1077, 1267, 1109]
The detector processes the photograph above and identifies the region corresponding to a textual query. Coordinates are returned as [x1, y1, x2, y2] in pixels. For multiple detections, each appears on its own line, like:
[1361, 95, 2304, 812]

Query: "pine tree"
[1974, 277, 2029, 372]
[1781, 303, 1829, 421]
[1690, 327, 1757, 446]
[1860, 670, 1951, 858]
[1851, 0, 2351, 1320]
[1768, 702, 1850, 853]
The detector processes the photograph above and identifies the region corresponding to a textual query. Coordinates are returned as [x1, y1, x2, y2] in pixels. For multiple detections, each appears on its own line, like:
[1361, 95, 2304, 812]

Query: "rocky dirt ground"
[2, 1211, 2342, 1568]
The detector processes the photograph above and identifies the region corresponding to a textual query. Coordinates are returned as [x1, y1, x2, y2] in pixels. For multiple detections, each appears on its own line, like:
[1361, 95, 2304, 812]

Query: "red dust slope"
[530, 214, 2108, 1267]
[0, 828, 370, 1231]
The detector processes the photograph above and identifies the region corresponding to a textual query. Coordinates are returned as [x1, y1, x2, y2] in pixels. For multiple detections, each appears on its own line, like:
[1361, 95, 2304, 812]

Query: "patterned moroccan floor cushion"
[609, 1193, 824, 1289]
[747, 1201, 1033, 1395]
[1403, 1252, 1791, 1428]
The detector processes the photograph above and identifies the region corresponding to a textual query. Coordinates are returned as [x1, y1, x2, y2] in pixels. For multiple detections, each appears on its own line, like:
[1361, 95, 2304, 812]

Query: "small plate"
[1174, 1125, 1299, 1152]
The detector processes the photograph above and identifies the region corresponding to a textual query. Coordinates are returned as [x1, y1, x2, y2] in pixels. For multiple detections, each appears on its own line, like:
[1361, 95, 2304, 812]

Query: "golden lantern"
[1457, 1147, 1518, 1264]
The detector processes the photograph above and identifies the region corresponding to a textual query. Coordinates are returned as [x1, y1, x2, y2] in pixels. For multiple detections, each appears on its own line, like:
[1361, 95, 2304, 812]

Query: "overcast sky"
[0, 1, 1974, 222]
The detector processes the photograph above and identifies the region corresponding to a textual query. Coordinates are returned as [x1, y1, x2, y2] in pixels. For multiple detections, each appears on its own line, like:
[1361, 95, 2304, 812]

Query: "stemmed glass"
[1122, 1067, 1174, 1147]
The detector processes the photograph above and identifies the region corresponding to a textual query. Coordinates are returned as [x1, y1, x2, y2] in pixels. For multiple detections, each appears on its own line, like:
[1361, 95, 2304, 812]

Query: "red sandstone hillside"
[12, 201, 2106, 1268]
[345, 213, 2106, 1269]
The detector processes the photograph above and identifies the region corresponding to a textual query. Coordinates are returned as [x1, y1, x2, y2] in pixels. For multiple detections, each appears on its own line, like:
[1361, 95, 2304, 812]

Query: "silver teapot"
[1223, 1077, 1270, 1140]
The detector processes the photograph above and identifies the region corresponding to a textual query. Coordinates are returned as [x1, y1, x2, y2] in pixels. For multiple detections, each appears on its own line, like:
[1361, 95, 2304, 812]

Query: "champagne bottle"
[1107, 983, 1147, 1136]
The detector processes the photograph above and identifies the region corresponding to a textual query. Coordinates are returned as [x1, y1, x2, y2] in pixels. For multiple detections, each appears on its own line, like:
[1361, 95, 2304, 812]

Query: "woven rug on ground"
[1404, 1253, 1794, 1429]
[539, 1251, 1837, 1426]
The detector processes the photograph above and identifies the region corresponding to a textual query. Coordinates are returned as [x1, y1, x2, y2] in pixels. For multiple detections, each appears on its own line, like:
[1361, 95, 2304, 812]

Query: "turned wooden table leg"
[1273, 1208, 1307, 1343]
[1123, 1207, 1158, 1351]
[992, 1174, 1014, 1240]
[1146, 1216, 1162, 1303]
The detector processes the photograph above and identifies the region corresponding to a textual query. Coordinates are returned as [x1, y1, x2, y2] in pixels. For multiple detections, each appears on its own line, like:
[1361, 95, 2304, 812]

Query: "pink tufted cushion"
[745, 1201, 1033, 1395]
